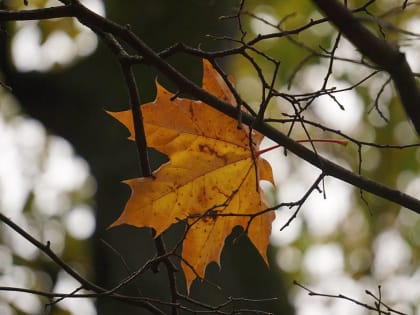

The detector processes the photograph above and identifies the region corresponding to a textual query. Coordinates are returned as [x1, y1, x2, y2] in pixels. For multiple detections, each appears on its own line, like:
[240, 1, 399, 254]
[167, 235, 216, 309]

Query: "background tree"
[0, 1, 419, 315]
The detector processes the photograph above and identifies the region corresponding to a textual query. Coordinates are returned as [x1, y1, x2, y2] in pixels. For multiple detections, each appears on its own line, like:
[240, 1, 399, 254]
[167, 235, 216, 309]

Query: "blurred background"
[0, 0, 419, 314]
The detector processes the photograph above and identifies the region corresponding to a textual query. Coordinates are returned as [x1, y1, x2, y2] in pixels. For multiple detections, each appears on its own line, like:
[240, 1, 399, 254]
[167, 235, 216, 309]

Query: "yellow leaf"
[109, 59, 275, 290]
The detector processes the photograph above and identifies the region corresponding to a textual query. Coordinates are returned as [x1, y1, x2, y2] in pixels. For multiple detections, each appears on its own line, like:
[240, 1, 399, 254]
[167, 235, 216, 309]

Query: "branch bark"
[0, 6, 74, 20]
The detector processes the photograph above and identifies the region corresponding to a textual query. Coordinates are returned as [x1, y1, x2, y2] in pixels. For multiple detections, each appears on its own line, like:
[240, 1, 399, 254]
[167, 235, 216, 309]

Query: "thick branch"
[121, 61, 152, 177]
[0, 6, 74, 20]
[312, 0, 420, 135]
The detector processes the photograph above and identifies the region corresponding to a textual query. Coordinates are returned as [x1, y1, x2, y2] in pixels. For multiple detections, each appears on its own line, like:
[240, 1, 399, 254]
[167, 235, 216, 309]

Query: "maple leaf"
[109, 59, 275, 290]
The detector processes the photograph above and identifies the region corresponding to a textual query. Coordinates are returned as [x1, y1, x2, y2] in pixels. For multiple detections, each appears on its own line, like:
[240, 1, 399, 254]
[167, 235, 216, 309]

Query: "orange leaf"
[108, 60, 275, 290]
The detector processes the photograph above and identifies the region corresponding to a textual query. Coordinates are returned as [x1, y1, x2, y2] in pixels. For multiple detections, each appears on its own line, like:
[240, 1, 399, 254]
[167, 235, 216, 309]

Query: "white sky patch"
[0, 116, 47, 217]
[259, 137, 291, 186]
[302, 243, 344, 280]
[32, 136, 92, 217]
[11, 23, 50, 72]
[331, 37, 373, 82]
[13, 288, 42, 314]
[0, 118, 29, 216]
[43, 31, 78, 65]
[40, 137, 90, 191]
[271, 209, 302, 246]
[373, 229, 412, 280]
[65, 205, 96, 240]
[302, 65, 364, 134]
[302, 176, 353, 237]
[275, 157, 322, 202]
[383, 271, 420, 305]
[75, 29, 99, 57]
[11, 26, 88, 71]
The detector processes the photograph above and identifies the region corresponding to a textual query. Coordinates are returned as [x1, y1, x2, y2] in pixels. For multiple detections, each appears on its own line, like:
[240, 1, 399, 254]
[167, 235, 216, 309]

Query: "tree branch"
[100, 33, 152, 177]
[1, 2, 419, 313]
[0, 1, 417, 214]
[294, 281, 407, 315]
[60, 0, 420, 214]
[312, 0, 420, 135]
[0, 6, 74, 21]
[0, 212, 165, 314]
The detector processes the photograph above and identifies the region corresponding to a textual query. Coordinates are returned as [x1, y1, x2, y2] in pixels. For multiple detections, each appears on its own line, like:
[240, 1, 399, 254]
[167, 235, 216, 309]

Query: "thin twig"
[0, 213, 165, 314]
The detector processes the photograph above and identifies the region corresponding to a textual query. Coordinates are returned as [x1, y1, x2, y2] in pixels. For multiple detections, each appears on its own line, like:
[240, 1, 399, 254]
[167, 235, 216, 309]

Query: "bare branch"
[57, 0, 420, 214]
[295, 281, 407, 315]
[0, 6, 74, 21]
[0, 212, 166, 314]
[312, 0, 420, 134]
